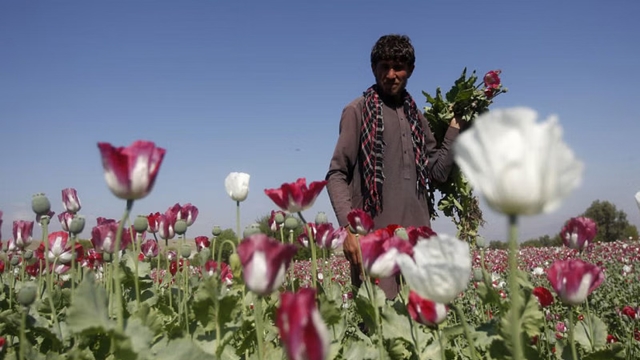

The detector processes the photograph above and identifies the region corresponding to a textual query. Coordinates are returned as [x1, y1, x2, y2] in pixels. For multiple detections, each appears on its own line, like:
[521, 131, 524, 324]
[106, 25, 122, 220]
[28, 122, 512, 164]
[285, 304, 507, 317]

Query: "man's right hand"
[343, 227, 361, 267]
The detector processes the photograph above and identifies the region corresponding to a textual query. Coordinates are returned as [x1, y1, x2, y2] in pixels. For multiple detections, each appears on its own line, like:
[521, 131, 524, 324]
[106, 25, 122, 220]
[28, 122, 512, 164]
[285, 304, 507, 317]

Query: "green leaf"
[554, 339, 573, 360]
[342, 340, 379, 360]
[124, 317, 155, 356]
[387, 338, 411, 360]
[573, 314, 608, 352]
[133, 302, 164, 337]
[473, 320, 501, 350]
[475, 280, 502, 307]
[499, 290, 544, 356]
[452, 198, 463, 211]
[582, 344, 626, 359]
[380, 301, 414, 344]
[0, 309, 22, 336]
[66, 272, 116, 334]
[520, 290, 544, 337]
[151, 337, 214, 360]
[318, 295, 342, 327]
[441, 324, 464, 338]
[419, 340, 443, 360]
[354, 286, 382, 333]
[488, 338, 512, 360]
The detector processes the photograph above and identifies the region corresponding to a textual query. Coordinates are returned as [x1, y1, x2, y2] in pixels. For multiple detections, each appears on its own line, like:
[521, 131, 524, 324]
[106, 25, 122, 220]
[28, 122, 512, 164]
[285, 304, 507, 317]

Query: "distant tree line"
[487, 199, 639, 249]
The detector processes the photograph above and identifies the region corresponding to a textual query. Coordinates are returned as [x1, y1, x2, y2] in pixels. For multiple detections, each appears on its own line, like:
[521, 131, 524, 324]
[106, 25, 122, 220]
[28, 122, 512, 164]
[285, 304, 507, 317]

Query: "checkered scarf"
[360, 85, 431, 217]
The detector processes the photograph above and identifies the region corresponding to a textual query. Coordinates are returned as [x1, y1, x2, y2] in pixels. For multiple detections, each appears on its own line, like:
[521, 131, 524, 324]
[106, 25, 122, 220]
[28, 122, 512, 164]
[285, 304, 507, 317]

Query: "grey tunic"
[325, 94, 460, 229]
[325, 93, 460, 299]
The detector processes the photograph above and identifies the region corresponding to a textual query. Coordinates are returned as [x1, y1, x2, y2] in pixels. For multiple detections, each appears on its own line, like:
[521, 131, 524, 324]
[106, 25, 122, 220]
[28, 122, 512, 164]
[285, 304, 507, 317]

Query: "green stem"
[106, 261, 112, 315]
[627, 321, 634, 360]
[177, 237, 184, 324]
[253, 295, 265, 359]
[353, 232, 383, 356]
[479, 249, 488, 322]
[155, 254, 161, 293]
[323, 248, 332, 297]
[354, 234, 372, 300]
[288, 230, 295, 291]
[9, 266, 14, 309]
[214, 284, 222, 356]
[236, 201, 241, 242]
[568, 308, 578, 360]
[175, 254, 184, 322]
[38, 262, 44, 298]
[579, 250, 596, 349]
[216, 240, 237, 267]
[297, 212, 318, 289]
[370, 285, 385, 360]
[214, 238, 237, 353]
[70, 234, 77, 293]
[183, 258, 189, 334]
[41, 217, 62, 339]
[507, 214, 524, 360]
[438, 328, 446, 360]
[113, 199, 134, 333]
[167, 250, 173, 310]
[20, 306, 28, 360]
[452, 304, 478, 360]
[133, 233, 141, 308]
[584, 300, 595, 349]
[542, 311, 552, 357]
[398, 290, 420, 353]
[211, 236, 218, 263]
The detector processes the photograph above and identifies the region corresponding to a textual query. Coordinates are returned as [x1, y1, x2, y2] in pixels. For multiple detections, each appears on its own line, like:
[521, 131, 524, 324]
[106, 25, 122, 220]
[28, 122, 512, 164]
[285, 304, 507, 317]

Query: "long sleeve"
[421, 112, 460, 184]
[325, 103, 361, 227]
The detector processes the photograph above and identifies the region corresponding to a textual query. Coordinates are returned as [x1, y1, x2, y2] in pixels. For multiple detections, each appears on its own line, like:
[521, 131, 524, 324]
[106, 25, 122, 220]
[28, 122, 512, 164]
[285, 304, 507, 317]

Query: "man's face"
[372, 60, 414, 98]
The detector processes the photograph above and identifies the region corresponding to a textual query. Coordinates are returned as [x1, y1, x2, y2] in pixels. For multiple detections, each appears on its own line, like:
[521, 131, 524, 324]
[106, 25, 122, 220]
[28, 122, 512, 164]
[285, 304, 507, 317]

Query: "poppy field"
[1, 106, 640, 360]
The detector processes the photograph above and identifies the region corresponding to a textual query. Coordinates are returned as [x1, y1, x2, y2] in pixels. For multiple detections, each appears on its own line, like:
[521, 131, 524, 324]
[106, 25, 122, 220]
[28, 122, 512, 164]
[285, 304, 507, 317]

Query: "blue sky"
[1, 1, 639, 243]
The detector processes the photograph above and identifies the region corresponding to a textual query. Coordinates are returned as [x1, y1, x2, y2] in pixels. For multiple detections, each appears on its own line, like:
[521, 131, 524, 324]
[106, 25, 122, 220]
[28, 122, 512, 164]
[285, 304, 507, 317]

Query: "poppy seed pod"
[315, 212, 328, 224]
[23, 250, 34, 261]
[284, 216, 299, 230]
[102, 252, 113, 263]
[394, 227, 408, 240]
[174, 220, 188, 235]
[212, 225, 222, 237]
[473, 268, 484, 282]
[69, 215, 86, 235]
[243, 223, 262, 238]
[199, 248, 211, 262]
[180, 245, 191, 259]
[32, 193, 51, 216]
[229, 252, 242, 278]
[10, 256, 20, 266]
[274, 212, 285, 225]
[133, 215, 149, 233]
[17, 285, 37, 307]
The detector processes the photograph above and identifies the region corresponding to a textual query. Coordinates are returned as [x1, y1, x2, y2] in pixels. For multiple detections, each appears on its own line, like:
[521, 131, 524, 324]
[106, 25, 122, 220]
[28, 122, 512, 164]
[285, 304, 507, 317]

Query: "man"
[325, 34, 465, 299]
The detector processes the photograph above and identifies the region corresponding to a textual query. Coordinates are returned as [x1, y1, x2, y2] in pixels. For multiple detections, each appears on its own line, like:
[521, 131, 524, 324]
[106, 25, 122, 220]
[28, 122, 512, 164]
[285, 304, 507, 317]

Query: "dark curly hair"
[370, 34, 415, 68]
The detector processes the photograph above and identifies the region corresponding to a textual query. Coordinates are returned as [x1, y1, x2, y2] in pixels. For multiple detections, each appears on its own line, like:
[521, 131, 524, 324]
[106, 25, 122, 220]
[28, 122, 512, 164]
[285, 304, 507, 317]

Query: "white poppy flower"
[225, 172, 250, 202]
[397, 234, 472, 304]
[532, 267, 545, 276]
[454, 107, 584, 216]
